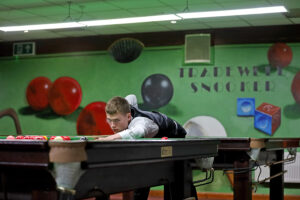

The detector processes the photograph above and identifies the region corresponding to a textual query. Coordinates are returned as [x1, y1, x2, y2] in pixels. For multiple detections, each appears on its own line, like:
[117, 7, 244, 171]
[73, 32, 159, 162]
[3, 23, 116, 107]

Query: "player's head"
[105, 96, 131, 133]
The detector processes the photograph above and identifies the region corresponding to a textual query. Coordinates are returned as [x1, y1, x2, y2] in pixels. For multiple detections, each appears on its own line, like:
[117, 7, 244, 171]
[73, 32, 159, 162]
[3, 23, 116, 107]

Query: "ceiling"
[0, 0, 300, 42]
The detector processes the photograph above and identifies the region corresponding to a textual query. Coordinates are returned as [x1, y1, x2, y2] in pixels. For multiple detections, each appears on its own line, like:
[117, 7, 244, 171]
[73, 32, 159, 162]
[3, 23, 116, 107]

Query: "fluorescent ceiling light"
[0, 14, 180, 32]
[0, 6, 287, 32]
[82, 14, 181, 26]
[0, 22, 85, 32]
[177, 6, 287, 19]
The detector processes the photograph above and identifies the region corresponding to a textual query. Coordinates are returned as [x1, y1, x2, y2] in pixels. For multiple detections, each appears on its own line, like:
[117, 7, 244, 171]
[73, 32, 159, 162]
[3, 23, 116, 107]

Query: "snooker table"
[0, 137, 219, 200]
[213, 137, 300, 200]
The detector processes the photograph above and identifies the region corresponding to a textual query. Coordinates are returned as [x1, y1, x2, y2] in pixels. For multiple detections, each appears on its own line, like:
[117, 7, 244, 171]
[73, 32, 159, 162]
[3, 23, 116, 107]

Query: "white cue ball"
[53, 136, 64, 141]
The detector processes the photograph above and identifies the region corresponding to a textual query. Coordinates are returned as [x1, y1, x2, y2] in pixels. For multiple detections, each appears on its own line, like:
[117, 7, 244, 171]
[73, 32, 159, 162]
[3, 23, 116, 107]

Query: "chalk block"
[237, 98, 255, 116]
[254, 102, 281, 135]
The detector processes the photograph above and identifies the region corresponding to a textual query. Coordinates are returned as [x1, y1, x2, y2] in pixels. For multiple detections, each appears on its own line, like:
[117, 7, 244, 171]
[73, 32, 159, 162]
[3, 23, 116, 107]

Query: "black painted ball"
[108, 38, 144, 63]
[141, 74, 174, 109]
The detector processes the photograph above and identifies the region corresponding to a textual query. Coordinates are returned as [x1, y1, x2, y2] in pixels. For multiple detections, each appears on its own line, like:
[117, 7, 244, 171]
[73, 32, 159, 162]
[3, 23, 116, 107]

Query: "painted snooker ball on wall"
[77, 102, 113, 135]
[108, 38, 144, 63]
[26, 76, 52, 111]
[48, 77, 82, 115]
[267, 43, 293, 68]
[141, 74, 174, 109]
[291, 71, 300, 105]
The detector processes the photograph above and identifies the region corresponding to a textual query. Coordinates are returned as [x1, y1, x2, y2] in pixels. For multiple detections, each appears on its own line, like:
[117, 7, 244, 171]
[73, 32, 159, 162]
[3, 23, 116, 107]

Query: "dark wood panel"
[1, 24, 300, 57]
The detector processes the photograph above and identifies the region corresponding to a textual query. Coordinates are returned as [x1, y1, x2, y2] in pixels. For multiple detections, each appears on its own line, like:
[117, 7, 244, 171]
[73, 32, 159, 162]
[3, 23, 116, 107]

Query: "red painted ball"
[48, 77, 82, 115]
[291, 71, 300, 104]
[268, 43, 293, 68]
[77, 102, 113, 135]
[26, 77, 52, 111]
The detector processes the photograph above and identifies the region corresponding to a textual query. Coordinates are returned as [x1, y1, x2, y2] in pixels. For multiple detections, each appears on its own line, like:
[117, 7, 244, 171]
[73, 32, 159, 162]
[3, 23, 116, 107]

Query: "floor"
[109, 193, 228, 200]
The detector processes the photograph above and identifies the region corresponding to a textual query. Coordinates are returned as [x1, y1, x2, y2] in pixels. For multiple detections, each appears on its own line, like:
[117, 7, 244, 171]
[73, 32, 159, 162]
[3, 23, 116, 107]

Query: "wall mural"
[182, 42, 294, 137]
[24, 76, 114, 136]
[0, 42, 299, 138]
[26, 76, 82, 115]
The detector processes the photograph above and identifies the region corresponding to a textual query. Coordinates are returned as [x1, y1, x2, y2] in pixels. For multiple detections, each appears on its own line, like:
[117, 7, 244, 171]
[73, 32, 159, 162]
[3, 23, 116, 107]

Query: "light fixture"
[176, 6, 287, 19]
[81, 14, 181, 26]
[0, 6, 287, 32]
[0, 22, 85, 32]
[0, 15, 180, 32]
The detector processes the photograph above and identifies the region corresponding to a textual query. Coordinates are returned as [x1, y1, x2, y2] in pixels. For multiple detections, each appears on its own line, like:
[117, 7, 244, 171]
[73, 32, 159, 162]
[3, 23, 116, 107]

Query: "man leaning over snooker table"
[96, 94, 187, 200]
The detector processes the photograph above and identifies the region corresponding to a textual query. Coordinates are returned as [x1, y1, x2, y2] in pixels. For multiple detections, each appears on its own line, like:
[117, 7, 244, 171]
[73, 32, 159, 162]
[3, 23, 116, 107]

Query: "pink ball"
[6, 135, 15, 140]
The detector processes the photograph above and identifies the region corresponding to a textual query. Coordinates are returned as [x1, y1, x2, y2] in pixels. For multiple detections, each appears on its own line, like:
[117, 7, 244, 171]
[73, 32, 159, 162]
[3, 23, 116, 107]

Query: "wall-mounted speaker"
[185, 34, 211, 64]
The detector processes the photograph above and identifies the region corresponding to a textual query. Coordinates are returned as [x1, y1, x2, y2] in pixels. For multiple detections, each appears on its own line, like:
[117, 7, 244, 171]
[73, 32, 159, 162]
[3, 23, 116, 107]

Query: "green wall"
[0, 43, 300, 195]
[0, 43, 299, 137]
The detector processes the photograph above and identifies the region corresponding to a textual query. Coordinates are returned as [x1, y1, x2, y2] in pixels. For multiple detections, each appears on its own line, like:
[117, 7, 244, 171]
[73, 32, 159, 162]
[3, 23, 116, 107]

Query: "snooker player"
[97, 95, 186, 141]
[97, 94, 187, 200]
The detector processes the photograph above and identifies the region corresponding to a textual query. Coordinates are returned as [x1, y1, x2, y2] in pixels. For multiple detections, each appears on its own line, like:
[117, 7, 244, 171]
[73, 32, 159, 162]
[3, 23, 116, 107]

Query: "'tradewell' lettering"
[180, 66, 281, 93]
[179, 66, 282, 78]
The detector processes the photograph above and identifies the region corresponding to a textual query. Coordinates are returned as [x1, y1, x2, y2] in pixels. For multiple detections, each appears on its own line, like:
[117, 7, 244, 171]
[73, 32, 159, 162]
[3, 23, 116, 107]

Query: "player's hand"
[96, 137, 110, 141]
[95, 133, 121, 141]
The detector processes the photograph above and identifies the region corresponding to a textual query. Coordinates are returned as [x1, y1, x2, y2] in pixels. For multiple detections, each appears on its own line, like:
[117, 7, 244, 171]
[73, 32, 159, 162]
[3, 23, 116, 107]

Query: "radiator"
[254, 152, 300, 183]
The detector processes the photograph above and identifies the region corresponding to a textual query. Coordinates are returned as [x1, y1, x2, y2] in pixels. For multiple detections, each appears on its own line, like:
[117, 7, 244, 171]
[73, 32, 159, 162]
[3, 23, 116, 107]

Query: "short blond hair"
[106, 96, 131, 115]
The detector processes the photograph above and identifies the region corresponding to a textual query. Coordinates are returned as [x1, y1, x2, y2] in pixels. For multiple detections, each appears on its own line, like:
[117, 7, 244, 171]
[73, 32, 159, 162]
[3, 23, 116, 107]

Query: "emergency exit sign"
[13, 42, 35, 56]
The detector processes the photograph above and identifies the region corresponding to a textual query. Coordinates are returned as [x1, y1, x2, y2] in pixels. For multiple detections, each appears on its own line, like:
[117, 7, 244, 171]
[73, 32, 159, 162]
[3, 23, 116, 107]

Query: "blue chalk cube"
[254, 110, 272, 135]
[237, 98, 255, 116]
[254, 102, 281, 136]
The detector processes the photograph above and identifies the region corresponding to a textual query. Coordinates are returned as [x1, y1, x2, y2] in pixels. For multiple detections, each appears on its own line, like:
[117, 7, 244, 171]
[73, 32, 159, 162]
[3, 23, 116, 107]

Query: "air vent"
[185, 33, 211, 64]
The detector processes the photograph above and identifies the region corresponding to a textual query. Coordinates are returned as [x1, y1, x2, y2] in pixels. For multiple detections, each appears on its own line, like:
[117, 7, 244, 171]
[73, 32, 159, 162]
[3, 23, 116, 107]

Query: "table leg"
[167, 160, 194, 200]
[269, 150, 284, 200]
[122, 191, 134, 200]
[233, 157, 252, 200]
[1, 172, 7, 200]
[32, 190, 57, 200]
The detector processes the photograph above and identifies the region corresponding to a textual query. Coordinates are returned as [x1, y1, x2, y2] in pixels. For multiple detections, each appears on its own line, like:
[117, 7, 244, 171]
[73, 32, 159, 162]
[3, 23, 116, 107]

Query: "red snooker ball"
[62, 136, 71, 140]
[77, 102, 114, 135]
[50, 136, 56, 140]
[291, 71, 300, 104]
[268, 43, 293, 68]
[34, 136, 46, 140]
[26, 77, 52, 111]
[16, 135, 24, 139]
[48, 77, 82, 115]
